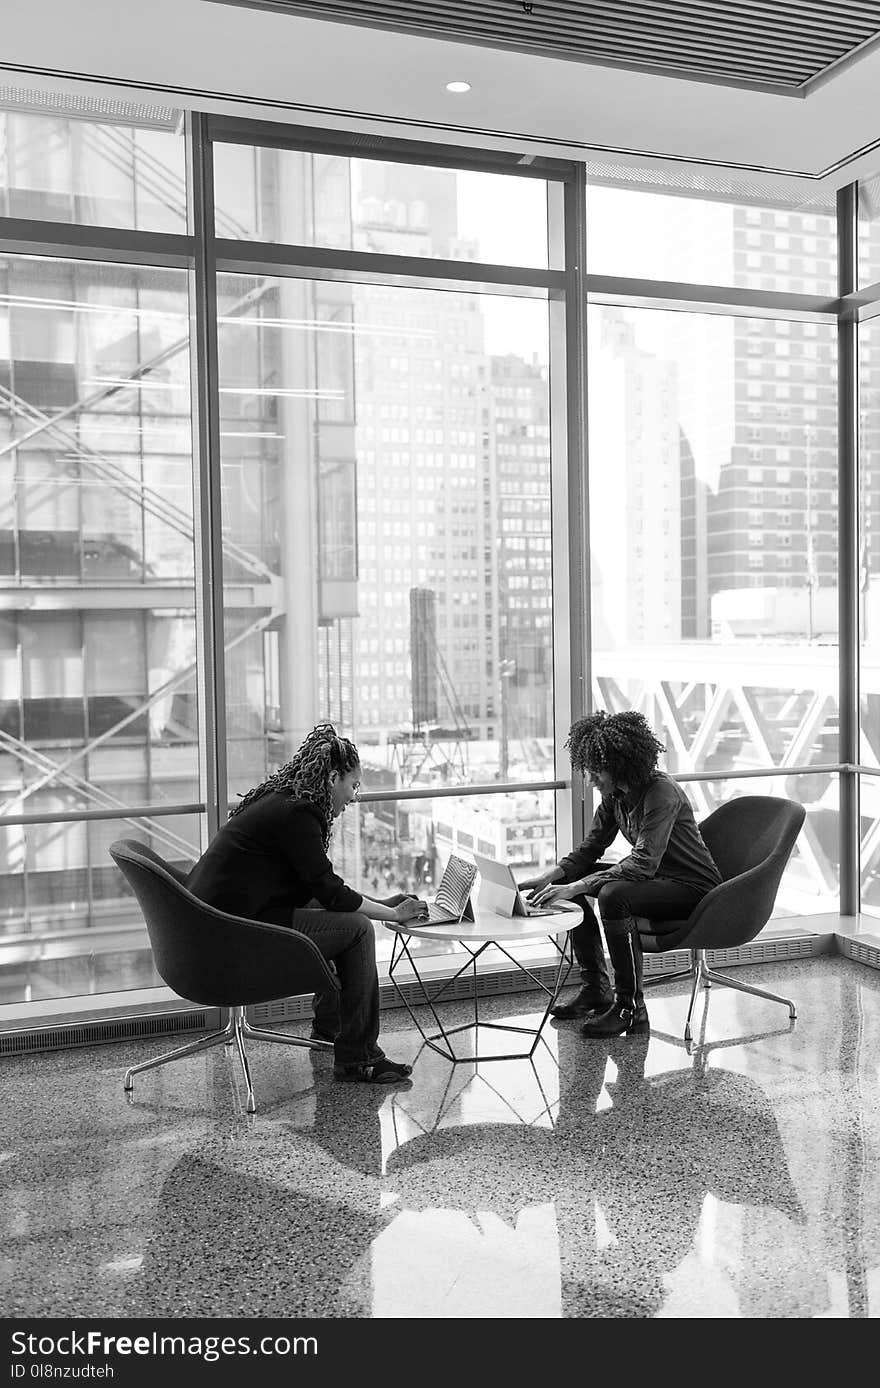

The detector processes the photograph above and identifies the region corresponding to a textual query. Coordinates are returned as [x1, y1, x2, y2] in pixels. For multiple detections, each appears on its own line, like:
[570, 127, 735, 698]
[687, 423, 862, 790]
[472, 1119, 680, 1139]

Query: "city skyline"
[1, 108, 873, 1004]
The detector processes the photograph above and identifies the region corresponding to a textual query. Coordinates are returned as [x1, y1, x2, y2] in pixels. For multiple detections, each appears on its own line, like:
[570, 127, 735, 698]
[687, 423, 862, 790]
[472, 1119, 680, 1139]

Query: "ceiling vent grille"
[213, 1, 880, 94]
[0, 85, 182, 130]
[584, 156, 837, 213]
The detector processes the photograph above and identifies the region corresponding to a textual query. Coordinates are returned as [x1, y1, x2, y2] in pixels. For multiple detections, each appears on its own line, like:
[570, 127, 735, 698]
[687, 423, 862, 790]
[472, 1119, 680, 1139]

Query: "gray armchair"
[109, 838, 339, 1112]
[635, 795, 806, 1041]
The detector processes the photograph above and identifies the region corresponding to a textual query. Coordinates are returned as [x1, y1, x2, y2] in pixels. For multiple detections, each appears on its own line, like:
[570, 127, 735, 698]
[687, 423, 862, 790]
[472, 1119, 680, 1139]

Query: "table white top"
[383, 899, 582, 944]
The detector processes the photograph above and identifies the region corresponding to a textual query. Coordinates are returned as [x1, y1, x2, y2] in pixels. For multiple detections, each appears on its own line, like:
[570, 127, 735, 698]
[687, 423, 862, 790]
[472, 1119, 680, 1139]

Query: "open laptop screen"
[422, 853, 477, 924]
[473, 853, 555, 918]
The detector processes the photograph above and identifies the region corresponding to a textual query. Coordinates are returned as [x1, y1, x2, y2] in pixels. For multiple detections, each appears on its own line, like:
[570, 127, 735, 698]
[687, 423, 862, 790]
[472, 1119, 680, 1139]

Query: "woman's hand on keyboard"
[530, 881, 580, 907]
[520, 866, 560, 900]
[394, 897, 429, 923]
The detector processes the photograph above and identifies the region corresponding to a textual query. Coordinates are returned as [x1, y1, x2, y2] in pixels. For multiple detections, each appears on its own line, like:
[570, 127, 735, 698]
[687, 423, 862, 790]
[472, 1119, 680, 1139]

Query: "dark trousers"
[570, 865, 706, 1004]
[290, 908, 382, 1065]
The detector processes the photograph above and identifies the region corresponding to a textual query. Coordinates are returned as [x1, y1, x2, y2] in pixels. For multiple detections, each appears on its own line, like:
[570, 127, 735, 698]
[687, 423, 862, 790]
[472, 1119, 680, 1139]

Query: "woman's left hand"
[530, 881, 580, 908]
[381, 892, 420, 908]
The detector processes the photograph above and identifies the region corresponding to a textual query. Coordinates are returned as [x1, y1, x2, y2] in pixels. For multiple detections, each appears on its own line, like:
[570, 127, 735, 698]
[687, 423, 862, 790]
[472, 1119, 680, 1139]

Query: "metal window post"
[838, 181, 859, 917]
[563, 163, 590, 848]
[186, 113, 228, 840]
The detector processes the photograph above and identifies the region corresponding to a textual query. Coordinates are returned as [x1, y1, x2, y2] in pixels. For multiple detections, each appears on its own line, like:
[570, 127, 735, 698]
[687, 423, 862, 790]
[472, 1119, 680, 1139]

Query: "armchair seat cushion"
[635, 917, 692, 952]
[633, 796, 805, 955]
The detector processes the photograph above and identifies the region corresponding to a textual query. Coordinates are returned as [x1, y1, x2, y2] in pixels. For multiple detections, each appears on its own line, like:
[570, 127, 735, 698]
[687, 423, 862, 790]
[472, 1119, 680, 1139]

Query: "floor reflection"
[1, 956, 878, 1317]
[380, 1021, 808, 1317]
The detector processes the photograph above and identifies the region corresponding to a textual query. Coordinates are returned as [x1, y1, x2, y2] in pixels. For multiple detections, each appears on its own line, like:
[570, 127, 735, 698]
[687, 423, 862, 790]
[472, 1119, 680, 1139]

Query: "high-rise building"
[588, 308, 683, 646]
[489, 352, 552, 754]
[706, 205, 880, 642]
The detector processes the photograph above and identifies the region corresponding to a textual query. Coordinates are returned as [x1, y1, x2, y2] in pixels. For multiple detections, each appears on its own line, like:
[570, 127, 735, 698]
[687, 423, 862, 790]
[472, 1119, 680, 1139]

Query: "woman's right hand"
[519, 867, 557, 895]
[394, 897, 429, 924]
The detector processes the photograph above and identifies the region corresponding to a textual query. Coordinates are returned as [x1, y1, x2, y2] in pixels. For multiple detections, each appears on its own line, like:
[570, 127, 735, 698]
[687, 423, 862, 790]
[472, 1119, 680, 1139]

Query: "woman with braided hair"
[187, 723, 428, 1083]
[520, 709, 720, 1037]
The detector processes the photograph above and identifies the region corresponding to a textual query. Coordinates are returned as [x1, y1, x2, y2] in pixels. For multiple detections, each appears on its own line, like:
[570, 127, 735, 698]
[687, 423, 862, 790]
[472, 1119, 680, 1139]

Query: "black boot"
[580, 998, 649, 1037]
[553, 909, 613, 1018]
[581, 917, 649, 1037]
[551, 982, 615, 1019]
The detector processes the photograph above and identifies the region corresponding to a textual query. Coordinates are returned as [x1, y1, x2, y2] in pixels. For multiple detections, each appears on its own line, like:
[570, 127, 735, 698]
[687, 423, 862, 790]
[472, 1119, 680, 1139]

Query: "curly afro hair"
[566, 709, 665, 791]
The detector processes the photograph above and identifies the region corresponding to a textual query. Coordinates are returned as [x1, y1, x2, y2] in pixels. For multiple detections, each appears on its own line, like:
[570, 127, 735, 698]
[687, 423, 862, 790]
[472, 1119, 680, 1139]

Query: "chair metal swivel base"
[644, 948, 797, 1044]
[123, 1005, 333, 1113]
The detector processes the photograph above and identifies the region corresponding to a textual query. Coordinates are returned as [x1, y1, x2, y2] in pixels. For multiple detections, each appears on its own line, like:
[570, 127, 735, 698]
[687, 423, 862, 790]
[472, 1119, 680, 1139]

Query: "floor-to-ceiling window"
[209, 130, 571, 971]
[0, 104, 201, 1006]
[584, 176, 846, 916]
[0, 105, 577, 1006]
[857, 172, 880, 916]
[2, 90, 879, 1027]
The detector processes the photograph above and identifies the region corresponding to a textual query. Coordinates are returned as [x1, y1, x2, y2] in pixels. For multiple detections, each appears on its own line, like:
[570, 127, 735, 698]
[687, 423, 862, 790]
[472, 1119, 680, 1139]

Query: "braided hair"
[566, 710, 665, 792]
[229, 722, 360, 849]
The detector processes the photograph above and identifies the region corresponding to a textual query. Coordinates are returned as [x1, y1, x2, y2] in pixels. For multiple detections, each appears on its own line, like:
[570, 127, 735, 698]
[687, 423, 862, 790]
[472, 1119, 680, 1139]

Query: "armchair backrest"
[679, 796, 806, 951]
[698, 795, 805, 883]
[116, 837, 192, 885]
[110, 838, 340, 1010]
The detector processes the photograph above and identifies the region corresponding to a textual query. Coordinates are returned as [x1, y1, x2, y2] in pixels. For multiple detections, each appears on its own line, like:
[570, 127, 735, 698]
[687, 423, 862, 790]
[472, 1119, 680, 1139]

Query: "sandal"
[333, 1057, 413, 1084]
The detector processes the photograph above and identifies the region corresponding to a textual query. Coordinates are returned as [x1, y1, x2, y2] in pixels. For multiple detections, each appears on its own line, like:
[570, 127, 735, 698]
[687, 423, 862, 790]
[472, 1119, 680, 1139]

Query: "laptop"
[420, 853, 477, 924]
[474, 853, 557, 919]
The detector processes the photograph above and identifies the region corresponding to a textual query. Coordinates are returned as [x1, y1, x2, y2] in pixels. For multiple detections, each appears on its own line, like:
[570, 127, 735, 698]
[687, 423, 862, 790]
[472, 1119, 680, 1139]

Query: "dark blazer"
[186, 790, 363, 925]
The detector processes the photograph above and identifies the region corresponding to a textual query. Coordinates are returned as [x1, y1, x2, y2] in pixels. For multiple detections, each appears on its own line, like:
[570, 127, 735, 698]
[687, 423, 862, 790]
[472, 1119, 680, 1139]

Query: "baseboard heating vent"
[837, 936, 880, 971]
[705, 935, 821, 968]
[0, 1009, 213, 1058]
[250, 964, 566, 1025]
[378, 962, 565, 1011]
[250, 996, 312, 1025]
[639, 935, 821, 983]
[1, 933, 832, 1053]
[644, 951, 692, 978]
[248, 935, 826, 1026]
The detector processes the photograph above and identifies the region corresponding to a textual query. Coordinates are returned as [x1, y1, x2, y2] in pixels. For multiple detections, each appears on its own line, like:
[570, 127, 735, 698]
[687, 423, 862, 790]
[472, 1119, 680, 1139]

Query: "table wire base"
[388, 930, 575, 1062]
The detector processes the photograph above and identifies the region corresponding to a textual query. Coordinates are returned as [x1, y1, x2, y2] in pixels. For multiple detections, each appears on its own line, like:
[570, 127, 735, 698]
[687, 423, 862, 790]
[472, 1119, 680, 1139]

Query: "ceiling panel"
[212, 0, 880, 93]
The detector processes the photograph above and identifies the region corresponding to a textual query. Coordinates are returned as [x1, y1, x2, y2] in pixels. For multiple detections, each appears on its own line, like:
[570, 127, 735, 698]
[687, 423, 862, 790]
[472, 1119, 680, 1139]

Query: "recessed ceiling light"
[445, 81, 471, 93]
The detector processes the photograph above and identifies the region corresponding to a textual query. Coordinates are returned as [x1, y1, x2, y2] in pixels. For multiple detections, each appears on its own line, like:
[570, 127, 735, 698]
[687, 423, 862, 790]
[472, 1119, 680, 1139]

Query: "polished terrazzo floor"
[2, 954, 879, 1319]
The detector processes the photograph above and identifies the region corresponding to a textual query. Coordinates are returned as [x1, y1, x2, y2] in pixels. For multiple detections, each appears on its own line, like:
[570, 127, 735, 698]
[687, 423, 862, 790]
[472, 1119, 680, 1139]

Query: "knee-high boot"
[580, 916, 649, 1037]
[550, 900, 614, 1018]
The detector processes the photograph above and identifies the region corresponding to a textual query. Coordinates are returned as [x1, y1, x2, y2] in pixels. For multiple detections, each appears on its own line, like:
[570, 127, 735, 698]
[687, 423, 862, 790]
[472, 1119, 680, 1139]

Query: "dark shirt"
[558, 771, 721, 895]
[186, 790, 363, 926]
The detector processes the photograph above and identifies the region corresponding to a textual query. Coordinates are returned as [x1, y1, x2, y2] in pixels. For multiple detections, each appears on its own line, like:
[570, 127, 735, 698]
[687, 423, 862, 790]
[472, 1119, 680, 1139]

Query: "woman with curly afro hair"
[187, 723, 428, 1084]
[521, 709, 720, 1037]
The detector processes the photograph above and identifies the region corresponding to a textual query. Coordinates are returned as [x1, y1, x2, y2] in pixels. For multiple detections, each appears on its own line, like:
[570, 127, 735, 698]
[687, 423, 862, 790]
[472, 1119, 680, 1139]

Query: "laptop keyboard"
[424, 904, 460, 924]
